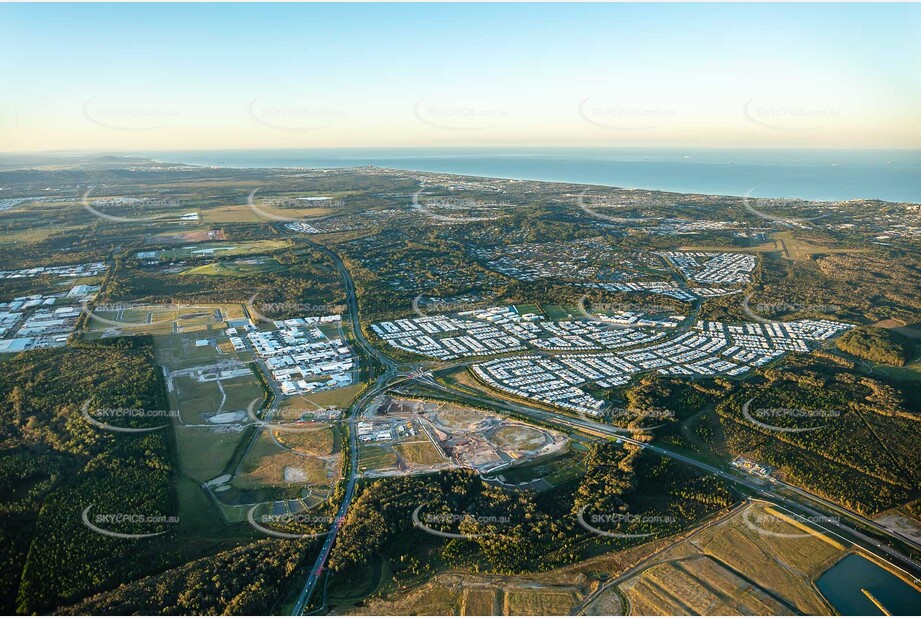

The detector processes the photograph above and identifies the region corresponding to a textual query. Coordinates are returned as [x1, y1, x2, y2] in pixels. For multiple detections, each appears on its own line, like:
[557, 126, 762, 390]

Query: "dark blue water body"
[816, 553, 921, 615]
[137, 147, 921, 203]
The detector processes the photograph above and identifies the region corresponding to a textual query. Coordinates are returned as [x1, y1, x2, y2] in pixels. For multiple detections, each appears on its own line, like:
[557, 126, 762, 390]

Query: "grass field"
[218, 377, 264, 413]
[296, 382, 365, 409]
[156, 336, 245, 371]
[393, 439, 448, 466]
[180, 257, 285, 277]
[608, 501, 845, 616]
[142, 239, 290, 261]
[543, 304, 580, 321]
[273, 395, 324, 422]
[678, 240, 781, 253]
[147, 228, 225, 244]
[772, 231, 869, 261]
[200, 201, 341, 224]
[172, 376, 225, 423]
[358, 443, 399, 471]
[170, 374, 261, 424]
[197, 204, 267, 224]
[499, 450, 587, 486]
[867, 358, 921, 382]
[235, 432, 338, 488]
[513, 303, 543, 317]
[87, 303, 243, 338]
[174, 425, 250, 482]
[273, 425, 340, 457]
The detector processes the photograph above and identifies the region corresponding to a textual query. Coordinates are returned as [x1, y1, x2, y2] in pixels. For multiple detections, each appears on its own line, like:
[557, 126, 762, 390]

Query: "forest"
[836, 326, 916, 366]
[328, 441, 733, 584]
[0, 338, 253, 614]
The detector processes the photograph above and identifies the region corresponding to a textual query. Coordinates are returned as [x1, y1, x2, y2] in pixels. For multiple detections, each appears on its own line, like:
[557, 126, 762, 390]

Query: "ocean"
[138, 148, 921, 203]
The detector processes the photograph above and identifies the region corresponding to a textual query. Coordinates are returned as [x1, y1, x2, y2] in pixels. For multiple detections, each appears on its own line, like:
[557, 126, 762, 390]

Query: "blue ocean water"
[138, 148, 921, 203]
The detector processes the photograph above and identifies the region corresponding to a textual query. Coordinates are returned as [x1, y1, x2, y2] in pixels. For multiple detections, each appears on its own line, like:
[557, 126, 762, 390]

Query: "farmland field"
[347, 573, 583, 616]
[358, 443, 399, 472]
[393, 439, 448, 466]
[174, 425, 249, 482]
[603, 501, 847, 616]
[296, 382, 365, 409]
[273, 425, 340, 457]
[234, 431, 338, 488]
[141, 239, 290, 261]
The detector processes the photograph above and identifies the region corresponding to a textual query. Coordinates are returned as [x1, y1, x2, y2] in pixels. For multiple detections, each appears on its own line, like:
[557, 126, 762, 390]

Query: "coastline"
[136, 147, 921, 204]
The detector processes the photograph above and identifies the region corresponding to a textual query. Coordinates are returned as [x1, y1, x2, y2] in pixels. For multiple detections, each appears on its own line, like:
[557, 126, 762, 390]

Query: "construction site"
[358, 397, 569, 477]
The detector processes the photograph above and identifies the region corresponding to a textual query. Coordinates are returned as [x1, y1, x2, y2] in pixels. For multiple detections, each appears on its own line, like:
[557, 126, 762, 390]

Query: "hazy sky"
[1, 2, 919, 152]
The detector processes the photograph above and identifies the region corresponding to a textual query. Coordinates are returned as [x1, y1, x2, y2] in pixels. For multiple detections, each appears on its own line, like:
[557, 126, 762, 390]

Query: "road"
[306, 236, 397, 372]
[291, 241, 400, 615]
[770, 476, 921, 554]
[414, 377, 921, 583]
[290, 242, 921, 613]
[573, 501, 750, 615]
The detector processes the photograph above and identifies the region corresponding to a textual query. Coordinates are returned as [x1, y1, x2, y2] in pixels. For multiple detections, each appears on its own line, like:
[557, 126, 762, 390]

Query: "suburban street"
[414, 376, 921, 582]
[290, 245, 921, 615]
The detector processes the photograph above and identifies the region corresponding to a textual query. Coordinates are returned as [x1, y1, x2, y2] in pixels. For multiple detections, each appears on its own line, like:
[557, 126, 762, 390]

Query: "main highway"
[412, 375, 921, 582]
[291, 241, 400, 615]
[291, 242, 920, 614]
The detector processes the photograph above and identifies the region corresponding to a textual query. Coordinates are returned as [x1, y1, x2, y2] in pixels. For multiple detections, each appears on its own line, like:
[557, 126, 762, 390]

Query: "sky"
[1, 2, 919, 152]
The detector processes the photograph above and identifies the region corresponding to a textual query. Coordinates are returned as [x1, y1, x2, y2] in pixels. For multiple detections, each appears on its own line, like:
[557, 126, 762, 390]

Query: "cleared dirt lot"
[602, 500, 846, 616]
[490, 424, 548, 452]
